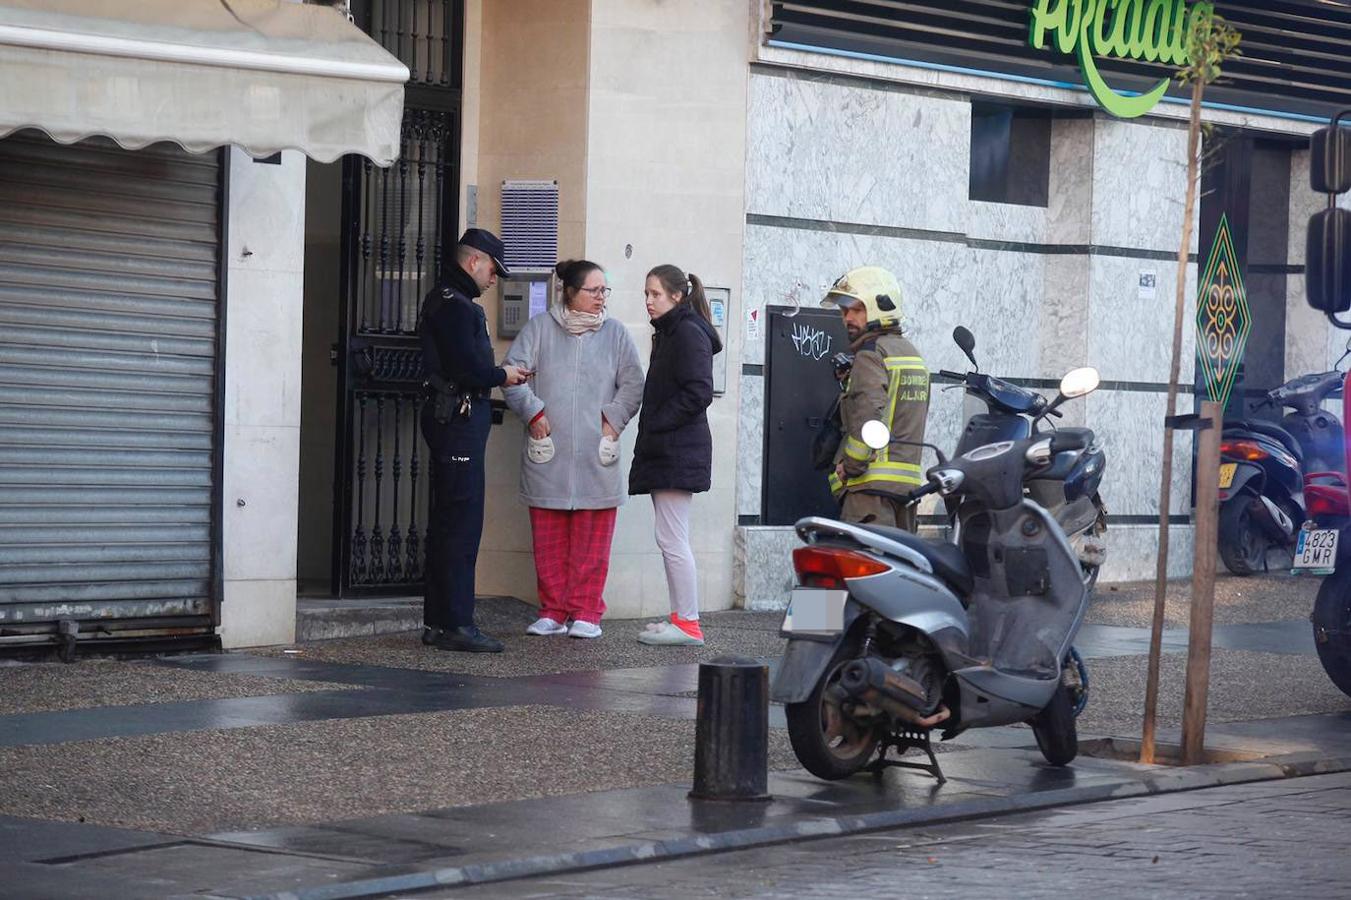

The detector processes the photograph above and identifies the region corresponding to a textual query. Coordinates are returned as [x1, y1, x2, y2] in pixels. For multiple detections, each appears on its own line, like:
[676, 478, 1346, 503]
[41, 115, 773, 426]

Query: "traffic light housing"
[1308, 112, 1351, 323]
[1308, 208, 1351, 314]
[1311, 124, 1351, 194]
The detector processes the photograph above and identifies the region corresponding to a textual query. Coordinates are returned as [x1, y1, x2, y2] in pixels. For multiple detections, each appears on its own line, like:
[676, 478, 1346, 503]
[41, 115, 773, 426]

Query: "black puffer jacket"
[629, 303, 722, 495]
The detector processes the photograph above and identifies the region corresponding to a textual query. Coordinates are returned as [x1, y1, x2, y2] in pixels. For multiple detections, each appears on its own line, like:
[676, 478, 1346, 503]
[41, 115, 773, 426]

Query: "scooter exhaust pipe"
[1249, 495, 1295, 542]
[840, 658, 950, 728]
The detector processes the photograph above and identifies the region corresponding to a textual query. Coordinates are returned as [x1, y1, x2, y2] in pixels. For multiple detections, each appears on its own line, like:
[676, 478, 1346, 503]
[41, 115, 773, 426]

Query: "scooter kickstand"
[868, 729, 947, 784]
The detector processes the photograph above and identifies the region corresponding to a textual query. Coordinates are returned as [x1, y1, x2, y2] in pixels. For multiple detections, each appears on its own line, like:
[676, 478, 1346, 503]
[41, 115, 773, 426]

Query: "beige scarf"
[560, 305, 605, 335]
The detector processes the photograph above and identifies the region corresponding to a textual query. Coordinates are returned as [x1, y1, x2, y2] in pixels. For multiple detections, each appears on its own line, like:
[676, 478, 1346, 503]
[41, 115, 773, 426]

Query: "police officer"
[419, 228, 530, 652]
[820, 266, 930, 532]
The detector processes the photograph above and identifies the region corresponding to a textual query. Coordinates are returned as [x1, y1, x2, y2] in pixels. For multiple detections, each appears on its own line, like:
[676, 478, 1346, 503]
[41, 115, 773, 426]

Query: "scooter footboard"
[953, 666, 1059, 728]
[771, 637, 844, 704]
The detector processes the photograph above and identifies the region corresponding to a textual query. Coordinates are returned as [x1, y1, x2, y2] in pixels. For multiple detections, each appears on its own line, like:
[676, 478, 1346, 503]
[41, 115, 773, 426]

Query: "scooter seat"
[858, 525, 975, 598]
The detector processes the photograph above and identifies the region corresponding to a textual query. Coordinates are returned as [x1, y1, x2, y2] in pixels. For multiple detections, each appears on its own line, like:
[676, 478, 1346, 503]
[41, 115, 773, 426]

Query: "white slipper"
[526, 617, 567, 636]
[568, 620, 603, 639]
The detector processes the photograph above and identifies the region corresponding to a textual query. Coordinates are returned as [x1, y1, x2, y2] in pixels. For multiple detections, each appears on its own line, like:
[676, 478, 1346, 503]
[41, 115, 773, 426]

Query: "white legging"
[651, 490, 699, 620]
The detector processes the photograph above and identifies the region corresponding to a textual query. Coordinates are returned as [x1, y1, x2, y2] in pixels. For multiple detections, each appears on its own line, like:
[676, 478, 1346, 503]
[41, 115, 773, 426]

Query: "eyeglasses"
[579, 286, 612, 299]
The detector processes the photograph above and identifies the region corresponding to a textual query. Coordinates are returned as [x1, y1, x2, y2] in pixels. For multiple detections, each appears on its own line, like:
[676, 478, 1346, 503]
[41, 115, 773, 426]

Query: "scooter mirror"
[861, 419, 891, 451]
[953, 326, 978, 369]
[1060, 367, 1101, 399]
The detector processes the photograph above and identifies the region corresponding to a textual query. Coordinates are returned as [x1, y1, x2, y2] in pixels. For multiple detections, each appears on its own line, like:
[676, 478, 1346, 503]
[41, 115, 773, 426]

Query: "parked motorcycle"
[1217, 371, 1344, 576]
[939, 327, 1108, 588]
[772, 367, 1102, 780]
[1295, 371, 1351, 698]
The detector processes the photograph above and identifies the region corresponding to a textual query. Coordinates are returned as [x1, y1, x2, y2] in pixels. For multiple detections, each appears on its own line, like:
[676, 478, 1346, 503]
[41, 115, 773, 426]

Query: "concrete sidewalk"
[1, 576, 1348, 899]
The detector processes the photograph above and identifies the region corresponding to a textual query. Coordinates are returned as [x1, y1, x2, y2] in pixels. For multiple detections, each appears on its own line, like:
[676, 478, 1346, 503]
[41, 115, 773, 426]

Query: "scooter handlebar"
[905, 482, 941, 505]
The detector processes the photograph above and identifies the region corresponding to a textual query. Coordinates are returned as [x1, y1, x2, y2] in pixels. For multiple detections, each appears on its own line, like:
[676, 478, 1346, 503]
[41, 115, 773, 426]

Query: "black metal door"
[763, 307, 851, 526]
[333, 0, 464, 595]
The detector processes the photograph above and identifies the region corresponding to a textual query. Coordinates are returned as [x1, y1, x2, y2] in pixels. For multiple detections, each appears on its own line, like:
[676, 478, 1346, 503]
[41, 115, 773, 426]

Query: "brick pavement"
[440, 772, 1351, 900]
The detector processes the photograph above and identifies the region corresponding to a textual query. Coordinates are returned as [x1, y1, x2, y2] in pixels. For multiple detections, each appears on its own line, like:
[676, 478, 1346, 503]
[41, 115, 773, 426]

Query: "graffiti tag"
[790, 322, 832, 361]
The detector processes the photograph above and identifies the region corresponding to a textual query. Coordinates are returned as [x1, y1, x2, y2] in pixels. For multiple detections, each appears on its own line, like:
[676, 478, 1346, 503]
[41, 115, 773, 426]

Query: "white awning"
[0, 0, 410, 165]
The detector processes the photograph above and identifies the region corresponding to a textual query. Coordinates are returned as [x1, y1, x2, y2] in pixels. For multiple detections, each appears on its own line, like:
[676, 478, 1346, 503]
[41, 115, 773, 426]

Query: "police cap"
[459, 228, 511, 278]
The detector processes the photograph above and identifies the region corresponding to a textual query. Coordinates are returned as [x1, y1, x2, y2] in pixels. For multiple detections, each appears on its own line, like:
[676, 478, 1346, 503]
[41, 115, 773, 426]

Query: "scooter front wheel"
[785, 643, 879, 780]
[1313, 567, 1351, 698]
[1030, 681, 1078, 766]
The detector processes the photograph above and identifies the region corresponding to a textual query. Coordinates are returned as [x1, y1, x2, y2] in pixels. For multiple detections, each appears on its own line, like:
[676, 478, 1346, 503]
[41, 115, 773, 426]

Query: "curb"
[252, 750, 1351, 900]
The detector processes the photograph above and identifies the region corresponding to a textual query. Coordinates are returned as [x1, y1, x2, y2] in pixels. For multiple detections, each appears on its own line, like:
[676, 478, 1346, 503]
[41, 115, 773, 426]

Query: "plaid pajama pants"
[528, 507, 618, 625]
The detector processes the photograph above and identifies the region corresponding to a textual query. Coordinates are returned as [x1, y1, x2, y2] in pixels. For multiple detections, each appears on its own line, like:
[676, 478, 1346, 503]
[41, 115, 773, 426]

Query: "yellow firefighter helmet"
[820, 266, 904, 330]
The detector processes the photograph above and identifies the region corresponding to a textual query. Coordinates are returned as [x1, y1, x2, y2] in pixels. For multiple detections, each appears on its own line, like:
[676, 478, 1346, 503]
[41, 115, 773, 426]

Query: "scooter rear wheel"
[1030, 681, 1078, 766]
[785, 643, 879, 780]
[1218, 495, 1267, 577]
[1313, 567, 1351, 698]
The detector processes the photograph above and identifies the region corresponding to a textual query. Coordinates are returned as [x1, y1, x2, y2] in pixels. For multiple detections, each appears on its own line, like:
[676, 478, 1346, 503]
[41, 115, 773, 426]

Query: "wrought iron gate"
[333, 0, 464, 595]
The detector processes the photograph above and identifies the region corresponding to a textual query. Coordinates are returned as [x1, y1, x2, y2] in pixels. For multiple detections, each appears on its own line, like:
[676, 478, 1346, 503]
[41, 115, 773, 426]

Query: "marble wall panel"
[1086, 255, 1198, 385]
[1285, 274, 1330, 380]
[736, 372, 765, 518]
[741, 223, 969, 366]
[741, 225, 1046, 378]
[1091, 119, 1193, 255]
[1040, 255, 1091, 373]
[736, 526, 801, 610]
[1099, 524, 1195, 583]
[1048, 118, 1095, 244]
[1085, 389, 1195, 519]
[944, 248, 1046, 380]
[965, 201, 1047, 245]
[746, 72, 970, 234]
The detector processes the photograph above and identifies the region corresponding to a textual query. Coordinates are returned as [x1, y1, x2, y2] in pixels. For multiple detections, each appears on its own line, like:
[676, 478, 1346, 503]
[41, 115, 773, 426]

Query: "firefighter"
[820, 266, 930, 532]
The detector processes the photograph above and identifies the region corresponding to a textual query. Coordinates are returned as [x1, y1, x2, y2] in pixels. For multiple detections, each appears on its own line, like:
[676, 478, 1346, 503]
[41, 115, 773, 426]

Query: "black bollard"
[689, 657, 770, 801]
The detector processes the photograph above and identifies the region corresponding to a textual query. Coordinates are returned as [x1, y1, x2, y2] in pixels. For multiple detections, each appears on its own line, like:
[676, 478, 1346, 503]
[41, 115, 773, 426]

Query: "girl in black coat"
[631, 265, 722, 647]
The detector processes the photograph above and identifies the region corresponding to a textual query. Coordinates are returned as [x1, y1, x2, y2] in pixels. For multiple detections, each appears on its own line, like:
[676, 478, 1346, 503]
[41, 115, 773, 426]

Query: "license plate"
[782, 589, 847, 634]
[1293, 527, 1339, 575]
[1218, 463, 1237, 490]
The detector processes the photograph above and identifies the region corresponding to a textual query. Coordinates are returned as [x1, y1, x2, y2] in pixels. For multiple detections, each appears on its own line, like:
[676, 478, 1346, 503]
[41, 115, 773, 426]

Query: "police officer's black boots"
[427, 625, 504, 653]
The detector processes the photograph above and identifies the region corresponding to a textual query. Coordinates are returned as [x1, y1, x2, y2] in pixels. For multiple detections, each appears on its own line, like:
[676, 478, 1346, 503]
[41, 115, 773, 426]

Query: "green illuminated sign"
[1196, 215, 1250, 409]
[1028, 0, 1212, 118]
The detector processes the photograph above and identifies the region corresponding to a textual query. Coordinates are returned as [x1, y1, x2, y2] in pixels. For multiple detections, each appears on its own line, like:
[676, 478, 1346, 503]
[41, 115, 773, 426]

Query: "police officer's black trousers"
[422, 401, 490, 629]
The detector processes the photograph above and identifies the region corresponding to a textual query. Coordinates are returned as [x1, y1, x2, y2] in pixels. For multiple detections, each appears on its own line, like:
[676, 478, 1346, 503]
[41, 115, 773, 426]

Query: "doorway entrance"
[298, 0, 465, 597]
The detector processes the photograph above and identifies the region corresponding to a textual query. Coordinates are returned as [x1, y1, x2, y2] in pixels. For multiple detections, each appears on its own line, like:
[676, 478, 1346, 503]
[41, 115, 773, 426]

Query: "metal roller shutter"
[0, 132, 222, 649]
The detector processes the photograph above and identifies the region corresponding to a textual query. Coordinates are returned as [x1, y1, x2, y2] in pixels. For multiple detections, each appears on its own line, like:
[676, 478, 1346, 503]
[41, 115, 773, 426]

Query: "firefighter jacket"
[829, 330, 930, 499]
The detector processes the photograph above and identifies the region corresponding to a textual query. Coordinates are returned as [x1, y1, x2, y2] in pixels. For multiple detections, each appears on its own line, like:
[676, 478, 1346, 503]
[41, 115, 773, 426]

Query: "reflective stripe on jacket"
[829, 331, 930, 498]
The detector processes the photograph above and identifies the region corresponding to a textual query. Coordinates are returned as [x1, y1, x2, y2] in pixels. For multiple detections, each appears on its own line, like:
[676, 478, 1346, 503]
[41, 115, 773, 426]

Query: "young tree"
[1141, 8, 1241, 766]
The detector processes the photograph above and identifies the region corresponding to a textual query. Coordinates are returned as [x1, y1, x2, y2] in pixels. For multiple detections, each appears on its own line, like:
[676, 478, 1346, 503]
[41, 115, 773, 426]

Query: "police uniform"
[419, 230, 511, 649]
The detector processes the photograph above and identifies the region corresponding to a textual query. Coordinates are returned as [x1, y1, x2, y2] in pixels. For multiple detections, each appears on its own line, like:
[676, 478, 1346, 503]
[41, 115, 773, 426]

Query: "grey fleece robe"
[502, 306, 645, 509]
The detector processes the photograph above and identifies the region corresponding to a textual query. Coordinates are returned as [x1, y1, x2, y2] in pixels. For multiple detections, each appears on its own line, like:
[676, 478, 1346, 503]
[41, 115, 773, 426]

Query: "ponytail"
[685, 273, 713, 325]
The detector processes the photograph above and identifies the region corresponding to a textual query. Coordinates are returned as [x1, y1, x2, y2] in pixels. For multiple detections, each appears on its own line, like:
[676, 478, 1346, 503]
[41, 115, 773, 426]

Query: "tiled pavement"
[2, 584, 1350, 899]
[435, 773, 1351, 899]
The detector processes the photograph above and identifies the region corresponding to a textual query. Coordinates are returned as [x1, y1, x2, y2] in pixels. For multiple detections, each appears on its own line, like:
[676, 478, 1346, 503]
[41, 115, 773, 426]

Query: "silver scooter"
[771, 367, 1102, 782]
